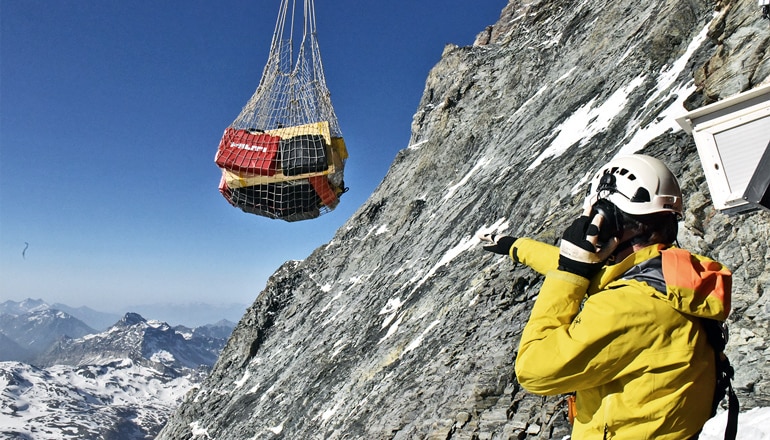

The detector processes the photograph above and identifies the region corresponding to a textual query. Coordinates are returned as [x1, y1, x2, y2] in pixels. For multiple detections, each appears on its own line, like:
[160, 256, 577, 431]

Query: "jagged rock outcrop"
[159, 0, 770, 438]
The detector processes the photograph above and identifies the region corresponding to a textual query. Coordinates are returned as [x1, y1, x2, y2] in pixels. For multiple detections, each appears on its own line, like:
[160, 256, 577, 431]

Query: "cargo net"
[215, 0, 348, 222]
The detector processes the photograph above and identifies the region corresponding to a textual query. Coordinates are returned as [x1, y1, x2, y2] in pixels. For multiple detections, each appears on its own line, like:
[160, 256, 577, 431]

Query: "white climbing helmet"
[584, 154, 683, 218]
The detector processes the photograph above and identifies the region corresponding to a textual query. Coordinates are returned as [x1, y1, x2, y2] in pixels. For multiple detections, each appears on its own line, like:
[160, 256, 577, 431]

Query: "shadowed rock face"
[158, 0, 770, 438]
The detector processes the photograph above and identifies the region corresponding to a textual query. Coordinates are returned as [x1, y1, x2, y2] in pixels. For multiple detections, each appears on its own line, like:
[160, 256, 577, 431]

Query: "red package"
[215, 128, 280, 176]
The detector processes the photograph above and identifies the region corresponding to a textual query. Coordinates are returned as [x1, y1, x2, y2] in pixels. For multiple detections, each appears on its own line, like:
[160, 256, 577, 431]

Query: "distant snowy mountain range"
[0, 298, 236, 439]
[0, 297, 248, 329]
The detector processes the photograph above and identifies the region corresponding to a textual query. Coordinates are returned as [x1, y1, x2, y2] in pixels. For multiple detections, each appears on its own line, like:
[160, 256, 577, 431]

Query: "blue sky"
[0, 0, 506, 319]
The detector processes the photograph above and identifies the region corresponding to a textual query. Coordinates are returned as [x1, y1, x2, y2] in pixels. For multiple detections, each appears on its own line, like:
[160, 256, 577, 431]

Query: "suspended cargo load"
[215, 0, 348, 221]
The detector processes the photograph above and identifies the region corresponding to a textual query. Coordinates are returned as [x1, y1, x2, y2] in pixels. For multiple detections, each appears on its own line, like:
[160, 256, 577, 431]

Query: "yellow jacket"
[511, 238, 731, 439]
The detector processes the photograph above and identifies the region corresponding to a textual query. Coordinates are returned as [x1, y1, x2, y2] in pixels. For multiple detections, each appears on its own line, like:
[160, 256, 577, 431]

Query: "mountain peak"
[117, 312, 147, 327]
[0, 298, 48, 315]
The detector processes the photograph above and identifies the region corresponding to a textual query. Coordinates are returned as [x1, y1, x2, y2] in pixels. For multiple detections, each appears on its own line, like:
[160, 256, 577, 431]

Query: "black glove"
[479, 233, 516, 255]
[558, 214, 618, 279]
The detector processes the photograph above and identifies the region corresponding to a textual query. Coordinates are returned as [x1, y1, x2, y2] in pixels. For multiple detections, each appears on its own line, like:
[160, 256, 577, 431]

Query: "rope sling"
[215, 0, 348, 222]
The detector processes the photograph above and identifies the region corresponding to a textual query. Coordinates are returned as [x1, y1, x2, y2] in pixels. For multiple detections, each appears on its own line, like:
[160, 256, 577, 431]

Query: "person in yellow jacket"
[481, 154, 732, 439]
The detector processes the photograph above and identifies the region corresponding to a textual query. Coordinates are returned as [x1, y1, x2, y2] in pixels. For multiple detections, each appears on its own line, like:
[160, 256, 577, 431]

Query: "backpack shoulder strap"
[701, 318, 739, 440]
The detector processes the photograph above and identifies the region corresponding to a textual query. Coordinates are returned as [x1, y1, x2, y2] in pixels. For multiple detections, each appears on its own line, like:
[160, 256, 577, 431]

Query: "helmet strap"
[610, 237, 637, 261]
[609, 220, 651, 261]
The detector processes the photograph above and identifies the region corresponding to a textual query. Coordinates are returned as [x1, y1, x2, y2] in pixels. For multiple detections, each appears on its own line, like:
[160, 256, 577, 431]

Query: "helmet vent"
[621, 169, 636, 181]
[630, 187, 651, 202]
[612, 167, 637, 181]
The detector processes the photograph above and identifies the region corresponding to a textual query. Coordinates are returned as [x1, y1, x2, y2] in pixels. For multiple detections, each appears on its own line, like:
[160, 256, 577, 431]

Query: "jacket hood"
[592, 245, 732, 320]
[659, 247, 732, 320]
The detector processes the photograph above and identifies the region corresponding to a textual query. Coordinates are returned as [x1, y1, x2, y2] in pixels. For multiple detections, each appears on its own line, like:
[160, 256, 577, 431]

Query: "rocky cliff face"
[159, 0, 770, 438]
